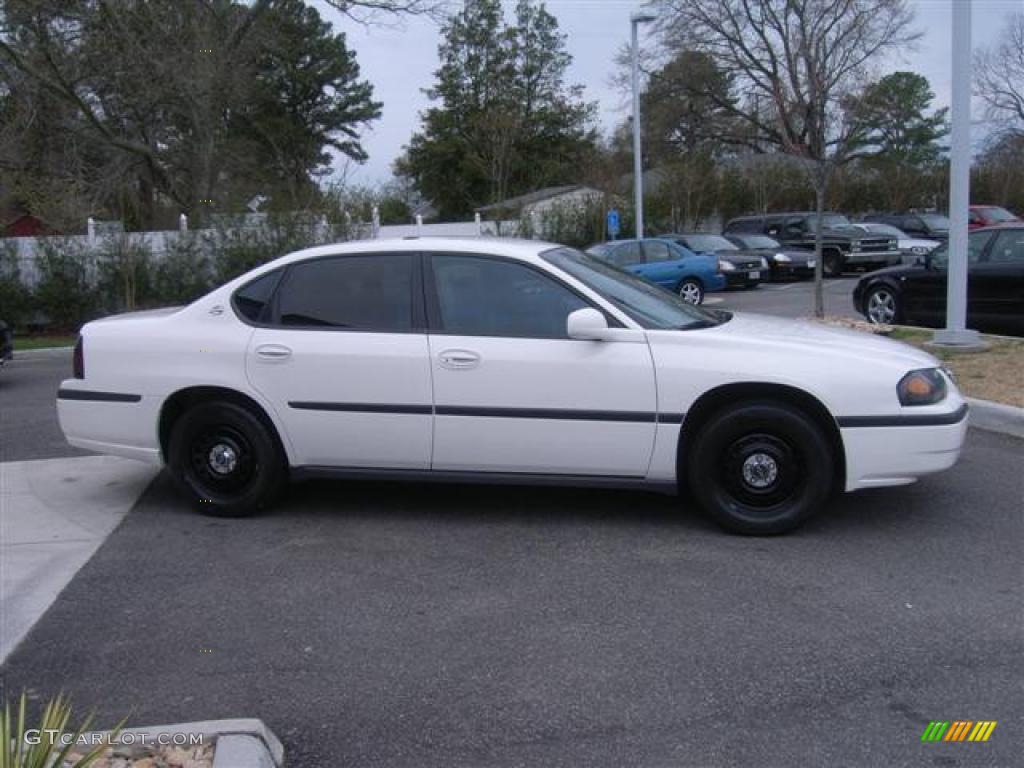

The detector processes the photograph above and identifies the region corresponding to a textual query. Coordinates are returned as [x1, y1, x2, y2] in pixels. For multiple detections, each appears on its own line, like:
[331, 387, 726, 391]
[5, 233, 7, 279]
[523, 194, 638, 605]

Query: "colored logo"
[921, 721, 997, 742]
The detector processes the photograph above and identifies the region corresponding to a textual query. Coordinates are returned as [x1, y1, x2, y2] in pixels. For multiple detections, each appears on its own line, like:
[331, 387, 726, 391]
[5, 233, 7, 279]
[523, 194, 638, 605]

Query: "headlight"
[774, 252, 791, 263]
[911, 246, 929, 255]
[760, 257, 770, 269]
[897, 368, 947, 406]
[718, 259, 736, 271]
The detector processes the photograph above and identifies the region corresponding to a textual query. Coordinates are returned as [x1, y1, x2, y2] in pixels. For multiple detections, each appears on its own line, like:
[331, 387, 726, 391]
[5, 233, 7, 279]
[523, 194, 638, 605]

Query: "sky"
[313, 0, 1020, 187]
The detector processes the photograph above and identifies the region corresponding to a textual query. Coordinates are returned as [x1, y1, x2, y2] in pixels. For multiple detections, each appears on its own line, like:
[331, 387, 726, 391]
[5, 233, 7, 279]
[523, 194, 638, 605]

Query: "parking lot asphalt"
[1, 339, 1022, 766]
[1, 433, 1021, 767]
[712, 275, 862, 320]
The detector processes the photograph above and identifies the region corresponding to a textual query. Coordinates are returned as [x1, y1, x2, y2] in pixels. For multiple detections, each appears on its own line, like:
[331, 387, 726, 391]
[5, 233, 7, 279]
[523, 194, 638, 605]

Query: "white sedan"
[853, 222, 941, 264]
[57, 238, 967, 534]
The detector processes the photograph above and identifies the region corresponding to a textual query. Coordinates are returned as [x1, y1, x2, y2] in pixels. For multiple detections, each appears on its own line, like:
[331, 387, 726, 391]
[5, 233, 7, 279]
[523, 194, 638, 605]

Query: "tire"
[822, 250, 844, 277]
[168, 401, 286, 517]
[864, 284, 901, 325]
[677, 278, 704, 305]
[686, 401, 833, 535]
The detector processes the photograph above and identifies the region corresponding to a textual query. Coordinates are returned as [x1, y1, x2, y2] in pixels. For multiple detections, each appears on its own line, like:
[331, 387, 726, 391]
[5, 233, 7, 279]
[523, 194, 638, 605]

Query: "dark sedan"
[853, 225, 1024, 336]
[724, 233, 816, 280]
[661, 233, 766, 289]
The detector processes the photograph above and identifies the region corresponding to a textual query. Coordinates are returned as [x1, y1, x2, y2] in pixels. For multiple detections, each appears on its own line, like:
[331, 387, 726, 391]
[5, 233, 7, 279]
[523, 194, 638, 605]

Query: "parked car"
[659, 233, 766, 289]
[57, 238, 968, 534]
[864, 212, 949, 241]
[586, 238, 725, 304]
[723, 212, 901, 276]
[853, 224, 1024, 336]
[850, 222, 940, 264]
[968, 205, 1021, 230]
[0, 320, 11, 367]
[723, 234, 816, 280]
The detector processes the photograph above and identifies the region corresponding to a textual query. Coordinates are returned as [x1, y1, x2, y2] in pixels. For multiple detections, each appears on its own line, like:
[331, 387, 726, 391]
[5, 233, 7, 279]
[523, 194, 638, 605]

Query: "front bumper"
[841, 402, 969, 491]
[846, 251, 902, 266]
[722, 269, 764, 288]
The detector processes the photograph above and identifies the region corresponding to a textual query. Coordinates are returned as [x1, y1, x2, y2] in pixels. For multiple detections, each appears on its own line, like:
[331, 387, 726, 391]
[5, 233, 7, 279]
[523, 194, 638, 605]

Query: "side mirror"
[567, 308, 610, 340]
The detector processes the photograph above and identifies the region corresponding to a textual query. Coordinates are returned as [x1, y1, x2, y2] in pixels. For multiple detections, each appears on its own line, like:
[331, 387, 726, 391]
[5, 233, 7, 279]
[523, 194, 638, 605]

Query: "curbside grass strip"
[967, 397, 1024, 439]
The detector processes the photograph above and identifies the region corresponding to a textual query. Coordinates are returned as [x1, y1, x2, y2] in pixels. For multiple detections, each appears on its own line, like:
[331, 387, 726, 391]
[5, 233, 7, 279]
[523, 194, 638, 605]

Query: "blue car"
[585, 238, 726, 304]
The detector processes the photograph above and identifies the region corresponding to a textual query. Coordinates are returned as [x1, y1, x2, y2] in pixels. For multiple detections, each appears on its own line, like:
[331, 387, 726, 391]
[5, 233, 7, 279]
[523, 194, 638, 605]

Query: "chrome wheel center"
[742, 453, 778, 489]
[208, 443, 238, 475]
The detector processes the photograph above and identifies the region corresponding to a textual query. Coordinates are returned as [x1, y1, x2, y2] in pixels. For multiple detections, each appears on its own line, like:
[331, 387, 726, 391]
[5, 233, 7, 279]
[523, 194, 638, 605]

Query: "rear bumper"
[57, 384, 163, 464]
[841, 403, 969, 491]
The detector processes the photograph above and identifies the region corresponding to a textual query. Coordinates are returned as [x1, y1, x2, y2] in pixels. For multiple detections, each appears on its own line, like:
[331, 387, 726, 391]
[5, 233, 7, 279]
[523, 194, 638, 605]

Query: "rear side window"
[233, 269, 283, 322]
[643, 241, 673, 263]
[274, 254, 414, 331]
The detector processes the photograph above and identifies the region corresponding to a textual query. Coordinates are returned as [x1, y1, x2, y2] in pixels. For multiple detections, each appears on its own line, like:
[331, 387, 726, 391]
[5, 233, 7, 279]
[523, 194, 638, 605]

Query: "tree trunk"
[812, 176, 826, 319]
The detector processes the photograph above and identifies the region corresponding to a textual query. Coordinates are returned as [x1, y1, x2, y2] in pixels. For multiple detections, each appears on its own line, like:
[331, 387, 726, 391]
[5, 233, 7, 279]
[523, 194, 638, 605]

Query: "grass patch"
[887, 327, 1024, 408]
[14, 334, 77, 350]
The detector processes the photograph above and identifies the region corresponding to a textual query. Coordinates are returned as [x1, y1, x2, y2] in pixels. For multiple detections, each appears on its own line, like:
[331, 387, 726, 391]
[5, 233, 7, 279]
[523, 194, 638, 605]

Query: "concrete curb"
[84, 719, 284, 767]
[967, 397, 1024, 439]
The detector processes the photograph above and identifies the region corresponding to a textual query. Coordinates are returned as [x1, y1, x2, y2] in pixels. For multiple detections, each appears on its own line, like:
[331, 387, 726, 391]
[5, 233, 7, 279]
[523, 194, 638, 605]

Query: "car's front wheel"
[864, 284, 901, 325]
[822, 250, 844, 277]
[677, 278, 704, 305]
[168, 401, 286, 517]
[686, 402, 833, 535]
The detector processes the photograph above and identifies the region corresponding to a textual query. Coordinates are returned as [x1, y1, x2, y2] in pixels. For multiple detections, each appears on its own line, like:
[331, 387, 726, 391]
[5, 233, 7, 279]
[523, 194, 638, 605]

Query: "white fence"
[2, 216, 521, 288]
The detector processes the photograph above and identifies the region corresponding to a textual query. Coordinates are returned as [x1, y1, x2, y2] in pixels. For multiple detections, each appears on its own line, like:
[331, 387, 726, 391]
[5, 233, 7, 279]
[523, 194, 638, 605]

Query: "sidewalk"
[0, 455, 158, 662]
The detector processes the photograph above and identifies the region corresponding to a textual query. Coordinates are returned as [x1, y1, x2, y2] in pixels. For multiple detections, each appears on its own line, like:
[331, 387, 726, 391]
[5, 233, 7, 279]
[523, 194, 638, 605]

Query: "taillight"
[73, 336, 84, 379]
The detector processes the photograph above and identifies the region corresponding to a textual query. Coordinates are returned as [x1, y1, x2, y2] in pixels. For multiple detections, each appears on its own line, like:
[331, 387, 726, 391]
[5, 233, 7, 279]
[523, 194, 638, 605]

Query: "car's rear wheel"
[865, 284, 901, 325]
[686, 402, 833, 535]
[823, 250, 844, 277]
[677, 278, 704, 305]
[168, 401, 285, 517]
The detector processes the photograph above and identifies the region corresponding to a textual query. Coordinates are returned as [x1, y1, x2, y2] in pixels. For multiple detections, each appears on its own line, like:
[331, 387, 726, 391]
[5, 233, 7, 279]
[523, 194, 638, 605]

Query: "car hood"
[656, 312, 938, 370]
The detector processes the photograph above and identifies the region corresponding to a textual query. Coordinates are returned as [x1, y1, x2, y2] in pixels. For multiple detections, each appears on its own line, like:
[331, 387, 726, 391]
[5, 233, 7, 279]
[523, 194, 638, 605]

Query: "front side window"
[542, 247, 727, 331]
[274, 254, 414, 331]
[430, 255, 588, 339]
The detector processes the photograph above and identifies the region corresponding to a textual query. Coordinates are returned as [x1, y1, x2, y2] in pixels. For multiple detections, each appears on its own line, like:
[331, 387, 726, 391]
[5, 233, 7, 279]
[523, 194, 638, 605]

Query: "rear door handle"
[255, 344, 292, 362]
[438, 349, 480, 370]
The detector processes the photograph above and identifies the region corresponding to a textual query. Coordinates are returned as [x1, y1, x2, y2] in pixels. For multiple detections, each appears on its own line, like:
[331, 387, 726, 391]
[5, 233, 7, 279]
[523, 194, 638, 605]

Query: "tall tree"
[974, 11, 1024, 139]
[0, 0, 382, 228]
[651, 0, 918, 316]
[396, 0, 596, 219]
[855, 71, 948, 211]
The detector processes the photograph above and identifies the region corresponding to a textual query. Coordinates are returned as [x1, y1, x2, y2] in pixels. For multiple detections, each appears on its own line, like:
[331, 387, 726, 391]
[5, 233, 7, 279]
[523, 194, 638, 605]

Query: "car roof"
[275, 236, 562, 268]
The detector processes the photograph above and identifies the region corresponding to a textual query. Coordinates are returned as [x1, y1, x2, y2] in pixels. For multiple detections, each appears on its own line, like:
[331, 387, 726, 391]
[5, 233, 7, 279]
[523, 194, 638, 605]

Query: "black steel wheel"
[168, 401, 285, 517]
[686, 401, 833, 534]
[823, 250, 844, 277]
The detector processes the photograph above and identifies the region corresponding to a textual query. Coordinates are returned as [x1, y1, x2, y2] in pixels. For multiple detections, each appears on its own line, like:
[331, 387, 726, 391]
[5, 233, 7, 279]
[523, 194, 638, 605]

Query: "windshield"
[978, 206, 1018, 222]
[733, 235, 780, 249]
[862, 223, 905, 237]
[807, 214, 852, 231]
[677, 234, 737, 252]
[920, 214, 950, 229]
[542, 247, 727, 330]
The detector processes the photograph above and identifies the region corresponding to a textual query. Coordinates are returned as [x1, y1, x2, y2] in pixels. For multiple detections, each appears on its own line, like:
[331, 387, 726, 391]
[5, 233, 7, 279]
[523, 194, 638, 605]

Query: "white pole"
[416, 214, 423, 235]
[179, 213, 188, 233]
[935, 0, 979, 347]
[631, 18, 644, 240]
[475, 211, 482, 236]
[87, 217, 96, 245]
[371, 205, 380, 238]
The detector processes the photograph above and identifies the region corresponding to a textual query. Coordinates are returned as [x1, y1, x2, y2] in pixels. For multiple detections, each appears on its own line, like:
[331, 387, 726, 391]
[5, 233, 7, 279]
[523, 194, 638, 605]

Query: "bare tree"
[974, 11, 1024, 139]
[651, 0, 917, 316]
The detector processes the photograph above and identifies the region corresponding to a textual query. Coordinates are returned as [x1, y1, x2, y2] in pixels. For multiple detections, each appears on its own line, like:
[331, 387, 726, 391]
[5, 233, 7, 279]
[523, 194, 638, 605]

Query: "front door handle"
[255, 343, 292, 362]
[438, 349, 480, 370]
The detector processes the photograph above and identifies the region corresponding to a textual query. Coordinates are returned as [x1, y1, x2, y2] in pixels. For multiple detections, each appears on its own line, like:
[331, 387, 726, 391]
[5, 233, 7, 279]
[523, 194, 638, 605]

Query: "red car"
[968, 205, 1021, 229]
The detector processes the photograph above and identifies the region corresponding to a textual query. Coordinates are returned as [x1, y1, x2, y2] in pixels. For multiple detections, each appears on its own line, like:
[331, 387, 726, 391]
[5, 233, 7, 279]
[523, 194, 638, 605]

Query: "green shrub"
[154, 233, 211, 305]
[33, 238, 96, 332]
[96, 234, 155, 313]
[1, 691, 124, 767]
[0, 241, 31, 328]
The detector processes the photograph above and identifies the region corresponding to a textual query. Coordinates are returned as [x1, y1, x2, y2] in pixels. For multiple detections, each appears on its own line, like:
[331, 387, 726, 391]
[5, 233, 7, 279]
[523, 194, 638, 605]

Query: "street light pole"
[935, 0, 980, 347]
[630, 12, 655, 239]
